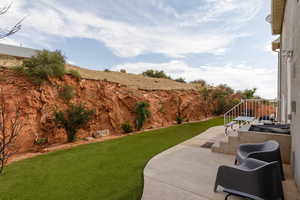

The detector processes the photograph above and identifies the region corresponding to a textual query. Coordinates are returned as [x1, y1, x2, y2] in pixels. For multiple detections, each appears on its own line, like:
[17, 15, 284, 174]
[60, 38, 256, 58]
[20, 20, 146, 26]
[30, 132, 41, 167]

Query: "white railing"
[224, 99, 278, 126]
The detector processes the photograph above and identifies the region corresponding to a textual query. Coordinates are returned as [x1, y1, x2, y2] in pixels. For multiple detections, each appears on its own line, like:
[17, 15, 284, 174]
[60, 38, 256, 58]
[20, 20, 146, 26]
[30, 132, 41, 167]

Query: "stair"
[212, 134, 239, 154]
[224, 99, 278, 127]
[211, 127, 291, 163]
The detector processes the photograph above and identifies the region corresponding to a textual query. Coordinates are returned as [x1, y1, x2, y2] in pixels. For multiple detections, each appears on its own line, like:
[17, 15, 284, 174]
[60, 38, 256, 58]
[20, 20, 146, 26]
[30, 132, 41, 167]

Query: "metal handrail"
[224, 99, 278, 126]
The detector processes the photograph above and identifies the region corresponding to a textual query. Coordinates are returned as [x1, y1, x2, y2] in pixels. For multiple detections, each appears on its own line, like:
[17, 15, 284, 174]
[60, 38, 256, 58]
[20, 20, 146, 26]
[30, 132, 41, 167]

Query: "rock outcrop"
[0, 68, 212, 152]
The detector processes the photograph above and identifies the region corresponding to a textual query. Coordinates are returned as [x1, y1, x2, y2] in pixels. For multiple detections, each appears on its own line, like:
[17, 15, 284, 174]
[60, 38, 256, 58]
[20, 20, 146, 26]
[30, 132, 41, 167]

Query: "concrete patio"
[141, 126, 300, 200]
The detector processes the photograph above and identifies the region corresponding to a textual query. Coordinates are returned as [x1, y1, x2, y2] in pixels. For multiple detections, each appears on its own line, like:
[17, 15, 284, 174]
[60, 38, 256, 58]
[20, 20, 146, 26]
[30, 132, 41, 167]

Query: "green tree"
[217, 84, 234, 94]
[199, 87, 214, 117]
[211, 88, 227, 115]
[59, 85, 75, 103]
[190, 79, 206, 86]
[68, 69, 81, 80]
[142, 69, 171, 79]
[20, 50, 66, 84]
[241, 88, 257, 99]
[174, 77, 186, 83]
[54, 104, 95, 142]
[135, 102, 150, 130]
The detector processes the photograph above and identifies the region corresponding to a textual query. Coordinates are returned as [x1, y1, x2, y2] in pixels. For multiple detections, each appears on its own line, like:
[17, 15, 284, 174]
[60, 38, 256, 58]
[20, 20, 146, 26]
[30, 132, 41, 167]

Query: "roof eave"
[271, 0, 286, 35]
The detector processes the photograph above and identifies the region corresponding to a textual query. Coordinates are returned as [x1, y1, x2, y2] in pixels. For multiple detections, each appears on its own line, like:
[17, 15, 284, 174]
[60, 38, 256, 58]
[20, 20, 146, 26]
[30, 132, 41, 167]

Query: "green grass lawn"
[0, 118, 223, 200]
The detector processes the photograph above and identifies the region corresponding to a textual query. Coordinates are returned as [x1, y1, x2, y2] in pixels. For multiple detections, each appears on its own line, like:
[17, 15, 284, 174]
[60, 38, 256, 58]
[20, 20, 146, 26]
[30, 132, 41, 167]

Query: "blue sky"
[1, 0, 277, 98]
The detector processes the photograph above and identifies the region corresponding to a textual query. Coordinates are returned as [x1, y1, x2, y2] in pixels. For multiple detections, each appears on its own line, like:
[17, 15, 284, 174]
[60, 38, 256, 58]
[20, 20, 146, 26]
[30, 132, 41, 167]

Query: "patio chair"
[235, 140, 285, 180]
[214, 158, 284, 200]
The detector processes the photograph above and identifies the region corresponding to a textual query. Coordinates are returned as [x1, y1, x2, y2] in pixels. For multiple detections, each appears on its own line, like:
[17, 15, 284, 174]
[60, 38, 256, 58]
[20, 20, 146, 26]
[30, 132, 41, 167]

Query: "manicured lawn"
[0, 118, 223, 200]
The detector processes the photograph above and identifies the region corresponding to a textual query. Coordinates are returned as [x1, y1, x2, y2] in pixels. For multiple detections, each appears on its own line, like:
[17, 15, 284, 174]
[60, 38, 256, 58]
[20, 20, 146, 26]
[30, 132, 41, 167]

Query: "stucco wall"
[0, 44, 37, 58]
[281, 0, 300, 188]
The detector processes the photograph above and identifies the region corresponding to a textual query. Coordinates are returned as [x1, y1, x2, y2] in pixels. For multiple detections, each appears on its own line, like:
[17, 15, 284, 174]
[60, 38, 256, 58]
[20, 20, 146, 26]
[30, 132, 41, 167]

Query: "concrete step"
[211, 142, 220, 153]
[211, 135, 229, 153]
[228, 135, 239, 143]
[211, 131, 249, 155]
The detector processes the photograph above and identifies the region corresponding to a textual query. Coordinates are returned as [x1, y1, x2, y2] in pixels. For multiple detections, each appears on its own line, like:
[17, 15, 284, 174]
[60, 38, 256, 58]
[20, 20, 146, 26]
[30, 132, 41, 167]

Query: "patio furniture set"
[214, 140, 285, 200]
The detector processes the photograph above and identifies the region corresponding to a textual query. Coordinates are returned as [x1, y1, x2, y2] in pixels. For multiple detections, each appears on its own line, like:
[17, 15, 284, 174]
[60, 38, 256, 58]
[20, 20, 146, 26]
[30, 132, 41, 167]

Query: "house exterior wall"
[280, 0, 300, 187]
[277, 51, 282, 121]
[0, 44, 37, 58]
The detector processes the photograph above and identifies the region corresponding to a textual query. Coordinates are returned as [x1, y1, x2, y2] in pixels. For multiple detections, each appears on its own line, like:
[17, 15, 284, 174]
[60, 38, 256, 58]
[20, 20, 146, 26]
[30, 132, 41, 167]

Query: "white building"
[271, 0, 300, 188]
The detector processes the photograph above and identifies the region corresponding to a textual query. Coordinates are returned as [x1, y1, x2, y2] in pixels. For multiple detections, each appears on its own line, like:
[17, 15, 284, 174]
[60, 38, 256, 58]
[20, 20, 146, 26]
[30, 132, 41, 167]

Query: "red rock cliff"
[0, 68, 213, 152]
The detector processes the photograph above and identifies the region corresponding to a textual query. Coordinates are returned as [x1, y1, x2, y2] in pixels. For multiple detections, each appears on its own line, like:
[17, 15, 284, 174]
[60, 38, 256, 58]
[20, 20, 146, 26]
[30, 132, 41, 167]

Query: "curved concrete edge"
[140, 126, 243, 200]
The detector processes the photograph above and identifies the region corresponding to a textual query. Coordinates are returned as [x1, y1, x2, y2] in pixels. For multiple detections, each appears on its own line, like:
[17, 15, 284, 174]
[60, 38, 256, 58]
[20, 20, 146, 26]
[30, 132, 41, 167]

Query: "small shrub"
[135, 101, 150, 130]
[121, 122, 133, 133]
[120, 69, 127, 73]
[174, 77, 186, 83]
[190, 79, 206, 86]
[176, 114, 184, 124]
[217, 84, 234, 94]
[59, 85, 75, 102]
[68, 69, 81, 80]
[142, 69, 171, 79]
[21, 50, 66, 84]
[34, 137, 48, 145]
[104, 69, 111, 72]
[11, 66, 26, 74]
[54, 104, 95, 142]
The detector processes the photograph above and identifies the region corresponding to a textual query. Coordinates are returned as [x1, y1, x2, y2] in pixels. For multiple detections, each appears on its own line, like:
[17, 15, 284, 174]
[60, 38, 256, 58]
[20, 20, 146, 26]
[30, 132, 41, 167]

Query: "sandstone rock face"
[0, 68, 212, 153]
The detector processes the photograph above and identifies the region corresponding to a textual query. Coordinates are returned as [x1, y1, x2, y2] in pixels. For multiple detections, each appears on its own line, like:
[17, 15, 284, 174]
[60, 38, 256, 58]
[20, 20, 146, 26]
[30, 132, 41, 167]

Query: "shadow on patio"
[141, 126, 300, 200]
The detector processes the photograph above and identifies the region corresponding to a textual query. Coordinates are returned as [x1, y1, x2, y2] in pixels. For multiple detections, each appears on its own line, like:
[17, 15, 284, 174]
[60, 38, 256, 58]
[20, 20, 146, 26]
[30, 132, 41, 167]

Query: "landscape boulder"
[92, 129, 110, 138]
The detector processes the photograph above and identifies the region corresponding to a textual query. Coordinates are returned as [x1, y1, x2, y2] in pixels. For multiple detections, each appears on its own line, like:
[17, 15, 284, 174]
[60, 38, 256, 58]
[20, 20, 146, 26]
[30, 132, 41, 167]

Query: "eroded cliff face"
[0, 68, 211, 152]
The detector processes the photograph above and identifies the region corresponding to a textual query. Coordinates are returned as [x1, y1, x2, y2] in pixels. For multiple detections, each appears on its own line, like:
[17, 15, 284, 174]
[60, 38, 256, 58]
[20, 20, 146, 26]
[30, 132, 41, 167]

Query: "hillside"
[0, 67, 209, 153]
[0, 55, 201, 91]
[66, 65, 200, 91]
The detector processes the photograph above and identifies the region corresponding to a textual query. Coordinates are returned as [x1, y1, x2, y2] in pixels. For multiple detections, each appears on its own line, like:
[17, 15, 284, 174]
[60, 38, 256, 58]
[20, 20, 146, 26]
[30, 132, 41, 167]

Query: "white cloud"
[0, 0, 262, 58]
[0, 0, 275, 98]
[111, 60, 277, 99]
[0, 38, 20, 46]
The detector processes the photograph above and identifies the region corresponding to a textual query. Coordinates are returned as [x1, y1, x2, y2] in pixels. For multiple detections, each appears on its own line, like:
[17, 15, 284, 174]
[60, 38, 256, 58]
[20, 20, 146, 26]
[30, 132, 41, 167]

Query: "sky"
[0, 0, 278, 98]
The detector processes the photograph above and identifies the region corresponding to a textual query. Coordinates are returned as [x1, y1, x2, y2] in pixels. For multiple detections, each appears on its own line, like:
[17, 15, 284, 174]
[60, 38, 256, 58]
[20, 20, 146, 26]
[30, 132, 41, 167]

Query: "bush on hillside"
[237, 88, 257, 99]
[17, 50, 66, 84]
[11, 66, 26, 74]
[121, 122, 133, 134]
[217, 84, 234, 94]
[199, 84, 242, 115]
[142, 69, 171, 79]
[135, 101, 151, 130]
[176, 114, 184, 124]
[120, 69, 127, 73]
[199, 85, 240, 116]
[54, 104, 95, 142]
[68, 69, 81, 80]
[34, 137, 48, 145]
[104, 69, 111, 72]
[59, 85, 75, 102]
[190, 79, 206, 86]
[174, 77, 186, 83]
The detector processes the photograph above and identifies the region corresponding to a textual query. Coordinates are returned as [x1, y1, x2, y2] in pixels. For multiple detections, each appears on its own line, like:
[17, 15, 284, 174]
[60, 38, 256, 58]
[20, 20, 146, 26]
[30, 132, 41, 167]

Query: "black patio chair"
[235, 140, 285, 180]
[214, 158, 284, 200]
